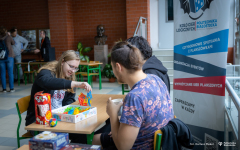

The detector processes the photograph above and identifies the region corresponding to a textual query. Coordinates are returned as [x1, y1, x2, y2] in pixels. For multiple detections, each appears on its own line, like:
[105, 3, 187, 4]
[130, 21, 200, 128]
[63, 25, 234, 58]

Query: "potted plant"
[77, 42, 92, 72]
[77, 42, 92, 63]
[102, 63, 115, 82]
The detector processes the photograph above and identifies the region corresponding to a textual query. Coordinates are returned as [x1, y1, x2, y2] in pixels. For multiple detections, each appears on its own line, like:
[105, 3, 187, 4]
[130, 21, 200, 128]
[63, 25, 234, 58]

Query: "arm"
[19, 36, 28, 50]
[36, 69, 92, 92]
[110, 115, 140, 150]
[9, 36, 15, 45]
[5, 36, 15, 52]
[36, 69, 72, 90]
[107, 94, 143, 150]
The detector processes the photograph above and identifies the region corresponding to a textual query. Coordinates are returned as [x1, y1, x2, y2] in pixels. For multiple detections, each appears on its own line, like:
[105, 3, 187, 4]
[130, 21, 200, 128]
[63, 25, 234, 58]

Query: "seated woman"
[92, 42, 174, 150]
[25, 50, 92, 143]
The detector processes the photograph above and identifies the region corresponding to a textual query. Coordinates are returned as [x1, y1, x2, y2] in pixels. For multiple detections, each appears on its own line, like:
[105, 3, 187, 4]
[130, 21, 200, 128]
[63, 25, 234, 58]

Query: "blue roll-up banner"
[173, 0, 231, 149]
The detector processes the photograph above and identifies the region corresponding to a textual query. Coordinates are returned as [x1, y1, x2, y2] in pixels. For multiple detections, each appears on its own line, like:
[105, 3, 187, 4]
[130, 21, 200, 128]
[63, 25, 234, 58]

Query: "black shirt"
[25, 69, 76, 126]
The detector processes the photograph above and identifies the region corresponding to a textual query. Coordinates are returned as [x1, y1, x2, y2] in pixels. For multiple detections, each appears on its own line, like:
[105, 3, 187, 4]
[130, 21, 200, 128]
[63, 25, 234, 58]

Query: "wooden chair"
[154, 115, 177, 150]
[15, 95, 33, 148]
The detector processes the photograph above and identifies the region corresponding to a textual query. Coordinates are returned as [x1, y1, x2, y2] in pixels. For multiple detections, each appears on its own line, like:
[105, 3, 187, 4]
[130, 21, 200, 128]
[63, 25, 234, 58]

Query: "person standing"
[10, 27, 28, 83]
[34, 30, 51, 59]
[0, 26, 15, 92]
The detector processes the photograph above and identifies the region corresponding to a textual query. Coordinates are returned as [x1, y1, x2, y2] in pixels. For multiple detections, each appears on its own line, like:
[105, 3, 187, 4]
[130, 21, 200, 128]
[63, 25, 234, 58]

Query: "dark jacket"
[142, 55, 170, 93]
[0, 34, 15, 57]
[25, 69, 76, 126]
[40, 36, 51, 58]
[160, 118, 194, 150]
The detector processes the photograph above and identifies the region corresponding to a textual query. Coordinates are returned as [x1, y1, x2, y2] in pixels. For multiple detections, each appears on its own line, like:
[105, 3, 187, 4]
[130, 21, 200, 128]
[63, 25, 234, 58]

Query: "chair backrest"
[154, 115, 177, 150]
[16, 95, 31, 114]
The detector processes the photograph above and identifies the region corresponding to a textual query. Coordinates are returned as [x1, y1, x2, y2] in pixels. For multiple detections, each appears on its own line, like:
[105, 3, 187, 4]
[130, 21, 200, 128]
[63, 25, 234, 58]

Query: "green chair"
[16, 95, 33, 148]
[154, 115, 177, 150]
[75, 61, 102, 89]
[121, 83, 130, 95]
[23, 70, 36, 85]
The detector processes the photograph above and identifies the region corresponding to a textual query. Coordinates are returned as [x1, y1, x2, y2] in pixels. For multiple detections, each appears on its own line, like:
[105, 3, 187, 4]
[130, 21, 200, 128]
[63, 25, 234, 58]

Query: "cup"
[112, 98, 123, 116]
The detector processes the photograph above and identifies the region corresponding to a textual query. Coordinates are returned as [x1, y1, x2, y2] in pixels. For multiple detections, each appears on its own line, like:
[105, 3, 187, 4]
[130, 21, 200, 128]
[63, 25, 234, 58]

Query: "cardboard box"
[52, 105, 97, 123]
[60, 144, 101, 150]
[29, 131, 69, 150]
[34, 91, 52, 125]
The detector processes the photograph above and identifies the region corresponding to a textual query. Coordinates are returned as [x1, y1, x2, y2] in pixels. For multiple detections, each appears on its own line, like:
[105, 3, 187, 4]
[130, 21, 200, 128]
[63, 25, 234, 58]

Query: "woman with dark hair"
[0, 26, 15, 92]
[92, 41, 174, 150]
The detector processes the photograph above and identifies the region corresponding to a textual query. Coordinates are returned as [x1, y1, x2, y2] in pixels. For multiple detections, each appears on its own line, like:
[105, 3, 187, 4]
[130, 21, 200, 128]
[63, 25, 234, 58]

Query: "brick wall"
[73, 0, 127, 60]
[0, 0, 49, 30]
[0, 0, 150, 60]
[48, 0, 70, 58]
[126, 0, 150, 43]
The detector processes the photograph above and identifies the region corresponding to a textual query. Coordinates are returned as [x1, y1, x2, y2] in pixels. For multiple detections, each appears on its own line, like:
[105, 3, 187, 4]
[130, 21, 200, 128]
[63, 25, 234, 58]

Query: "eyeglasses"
[65, 61, 79, 72]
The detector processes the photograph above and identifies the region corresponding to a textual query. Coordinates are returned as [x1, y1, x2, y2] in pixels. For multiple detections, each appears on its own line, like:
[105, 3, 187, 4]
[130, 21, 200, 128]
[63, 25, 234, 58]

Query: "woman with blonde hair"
[26, 50, 92, 142]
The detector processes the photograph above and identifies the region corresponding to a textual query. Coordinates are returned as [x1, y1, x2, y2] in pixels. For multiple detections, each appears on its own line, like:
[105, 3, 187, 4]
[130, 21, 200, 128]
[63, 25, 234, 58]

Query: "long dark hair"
[111, 41, 144, 73]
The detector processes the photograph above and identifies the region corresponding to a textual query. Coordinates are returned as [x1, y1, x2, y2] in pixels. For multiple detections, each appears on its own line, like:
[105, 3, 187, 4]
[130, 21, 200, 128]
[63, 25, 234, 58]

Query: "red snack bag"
[34, 91, 52, 125]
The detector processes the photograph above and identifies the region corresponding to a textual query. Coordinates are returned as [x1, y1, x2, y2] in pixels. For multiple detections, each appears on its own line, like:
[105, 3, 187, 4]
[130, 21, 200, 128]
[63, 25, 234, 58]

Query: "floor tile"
[0, 146, 15, 150]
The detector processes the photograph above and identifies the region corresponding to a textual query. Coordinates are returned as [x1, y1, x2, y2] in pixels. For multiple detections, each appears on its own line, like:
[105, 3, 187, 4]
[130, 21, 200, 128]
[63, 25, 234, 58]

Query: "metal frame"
[134, 17, 147, 40]
[225, 78, 240, 147]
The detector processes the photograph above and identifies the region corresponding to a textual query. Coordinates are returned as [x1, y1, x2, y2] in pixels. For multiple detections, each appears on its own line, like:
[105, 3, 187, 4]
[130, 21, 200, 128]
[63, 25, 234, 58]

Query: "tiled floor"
[0, 81, 173, 150]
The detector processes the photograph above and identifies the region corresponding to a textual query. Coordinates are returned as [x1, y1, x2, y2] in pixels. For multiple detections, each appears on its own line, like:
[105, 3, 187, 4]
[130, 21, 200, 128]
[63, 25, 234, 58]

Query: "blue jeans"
[14, 55, 23, 80]
[0, 57, 14, 90]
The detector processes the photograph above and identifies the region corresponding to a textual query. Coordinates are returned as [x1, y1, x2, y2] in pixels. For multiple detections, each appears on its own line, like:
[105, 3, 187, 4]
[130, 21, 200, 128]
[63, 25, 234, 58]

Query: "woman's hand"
[71, 81, 92, 92]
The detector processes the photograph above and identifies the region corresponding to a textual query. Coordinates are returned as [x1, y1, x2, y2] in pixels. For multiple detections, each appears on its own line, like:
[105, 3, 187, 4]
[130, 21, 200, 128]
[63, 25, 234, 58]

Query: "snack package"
[29, 131, 69, 150]
[34, 91, 52, 125]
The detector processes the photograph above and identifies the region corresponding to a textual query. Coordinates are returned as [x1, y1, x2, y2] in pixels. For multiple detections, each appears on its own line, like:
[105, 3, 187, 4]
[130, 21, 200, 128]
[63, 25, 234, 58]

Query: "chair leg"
[122, 84, 124, 95]
[17, 134, 20, 148]
[80, 75, 83, 82]
[28, 73, 30, 83]
[32, 73, 34, 83]
[90, 76, 93, 87]
[98, 65, 102, 90]
[24, 73, 27, 85]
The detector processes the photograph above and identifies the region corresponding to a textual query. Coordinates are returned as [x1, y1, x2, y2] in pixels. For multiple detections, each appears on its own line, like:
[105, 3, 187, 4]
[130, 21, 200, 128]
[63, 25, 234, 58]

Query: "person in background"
[0, 26, 15, 92]
[127, 36, 171, 94]
[34, 30, 51, 59]
[92, 41, 174, 150]
[10, 27, 28, 83]
[26, 50, 91, 143]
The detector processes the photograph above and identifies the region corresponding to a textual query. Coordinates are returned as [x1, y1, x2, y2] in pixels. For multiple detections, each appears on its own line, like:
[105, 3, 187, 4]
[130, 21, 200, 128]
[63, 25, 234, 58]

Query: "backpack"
[0, 39, 9, 60]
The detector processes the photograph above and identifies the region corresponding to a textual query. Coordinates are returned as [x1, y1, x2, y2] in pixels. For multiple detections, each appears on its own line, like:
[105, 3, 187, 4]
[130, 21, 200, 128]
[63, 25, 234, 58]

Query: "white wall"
[228, 0, 234, 48]
[150, 0, 234, 50]
[150, 0, 174, 50]
[150, 0, 159, 49]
